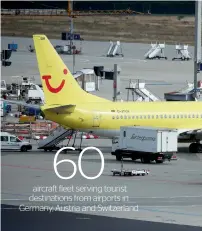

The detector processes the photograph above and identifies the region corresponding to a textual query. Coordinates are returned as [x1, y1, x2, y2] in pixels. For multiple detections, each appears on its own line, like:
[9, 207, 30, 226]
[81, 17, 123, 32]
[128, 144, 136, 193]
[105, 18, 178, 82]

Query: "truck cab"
[111, 136, 120, 154]
[0, 132, 32, 152]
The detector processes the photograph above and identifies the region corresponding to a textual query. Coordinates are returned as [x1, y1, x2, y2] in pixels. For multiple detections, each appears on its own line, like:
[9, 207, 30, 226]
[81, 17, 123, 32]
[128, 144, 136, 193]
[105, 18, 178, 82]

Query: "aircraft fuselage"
[43, 101, 202, 138]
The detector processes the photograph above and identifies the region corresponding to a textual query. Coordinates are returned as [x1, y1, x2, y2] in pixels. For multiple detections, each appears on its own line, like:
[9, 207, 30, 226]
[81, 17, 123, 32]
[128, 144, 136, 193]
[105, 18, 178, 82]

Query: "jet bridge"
[172, 44, 191, 61]
[126, 81, 160, 102]
[144, 42, 167, 60]
[106, 41, 124, 57]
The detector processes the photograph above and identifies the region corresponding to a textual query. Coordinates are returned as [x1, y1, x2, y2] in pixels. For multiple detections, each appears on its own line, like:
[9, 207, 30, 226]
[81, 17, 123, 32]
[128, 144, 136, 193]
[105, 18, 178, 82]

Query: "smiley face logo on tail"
[42, 69, 68, 93]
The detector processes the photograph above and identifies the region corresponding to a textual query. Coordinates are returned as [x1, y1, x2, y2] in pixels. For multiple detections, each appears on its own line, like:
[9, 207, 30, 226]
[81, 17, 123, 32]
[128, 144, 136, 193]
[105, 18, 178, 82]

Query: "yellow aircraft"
[7, 34, 202, 153]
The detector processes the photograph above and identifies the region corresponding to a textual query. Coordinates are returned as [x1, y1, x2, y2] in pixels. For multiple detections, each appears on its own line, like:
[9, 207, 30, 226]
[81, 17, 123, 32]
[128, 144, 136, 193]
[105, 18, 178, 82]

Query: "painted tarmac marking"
[1, 164, 110, 176]
[2, 163, 201, 185]
[140, 207, 202, 217]
[128, 195, 202, 199]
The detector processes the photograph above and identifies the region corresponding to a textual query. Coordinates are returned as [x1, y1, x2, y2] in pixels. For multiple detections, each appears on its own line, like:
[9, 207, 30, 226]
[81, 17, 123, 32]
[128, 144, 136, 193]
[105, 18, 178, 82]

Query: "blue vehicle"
[8, 43, 18, 51]
[24, 107, 41, 117]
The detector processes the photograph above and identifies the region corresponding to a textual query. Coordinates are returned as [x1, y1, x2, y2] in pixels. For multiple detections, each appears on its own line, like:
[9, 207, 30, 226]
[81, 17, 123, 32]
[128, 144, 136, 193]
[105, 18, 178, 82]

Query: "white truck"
[0, 132, 32, 152]
[25, 84, 45, 104]
[111, 126, 178, 164]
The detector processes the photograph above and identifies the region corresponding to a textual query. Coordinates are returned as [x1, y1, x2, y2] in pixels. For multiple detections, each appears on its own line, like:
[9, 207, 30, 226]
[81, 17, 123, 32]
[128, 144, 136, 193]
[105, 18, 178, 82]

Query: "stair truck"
[111, 126, 178, 164]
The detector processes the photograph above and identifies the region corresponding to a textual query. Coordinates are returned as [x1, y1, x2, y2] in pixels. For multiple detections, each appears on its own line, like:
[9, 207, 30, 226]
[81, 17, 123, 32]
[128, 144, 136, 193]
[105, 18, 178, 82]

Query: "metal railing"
[1, 121, 58, 138]
[1, 9, 67, 16]
[1, 8, 146, 16]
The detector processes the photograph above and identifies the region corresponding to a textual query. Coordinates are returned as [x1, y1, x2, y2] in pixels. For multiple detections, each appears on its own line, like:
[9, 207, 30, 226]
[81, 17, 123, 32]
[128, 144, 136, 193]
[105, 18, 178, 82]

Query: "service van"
[0, 132, 32, 152]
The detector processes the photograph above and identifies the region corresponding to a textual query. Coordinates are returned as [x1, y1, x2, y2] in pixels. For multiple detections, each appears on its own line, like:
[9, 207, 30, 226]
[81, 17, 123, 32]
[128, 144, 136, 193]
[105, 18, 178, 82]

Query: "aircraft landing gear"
[77, 132, 83, 152]
[72, 131, 83, 152]
[189, 142, 202, 153]
[64, 130, 83, 153]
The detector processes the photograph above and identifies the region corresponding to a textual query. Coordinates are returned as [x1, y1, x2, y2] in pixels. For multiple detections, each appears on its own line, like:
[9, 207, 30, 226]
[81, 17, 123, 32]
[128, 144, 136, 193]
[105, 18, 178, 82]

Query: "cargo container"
[111, 126, 178, 163]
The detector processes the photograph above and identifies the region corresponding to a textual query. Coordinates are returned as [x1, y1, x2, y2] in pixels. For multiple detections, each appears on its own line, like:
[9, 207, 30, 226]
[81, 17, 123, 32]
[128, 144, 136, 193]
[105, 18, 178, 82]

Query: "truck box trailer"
[111, 126, 178, 163]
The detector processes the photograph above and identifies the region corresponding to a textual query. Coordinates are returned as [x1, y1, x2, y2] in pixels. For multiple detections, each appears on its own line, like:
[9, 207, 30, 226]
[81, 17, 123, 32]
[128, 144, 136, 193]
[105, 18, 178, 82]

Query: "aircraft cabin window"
[181, 115, 183, 118]
[151, 115, 154, 119]
[177, 115, 179, 118]
[196, 114, 198, 118]
[188, 115, 191, 118]
[128, 116, 131, 119]
[185, 115, 187, 118]
[124, 115, 127, 119]
[136, 116, 139, 119]
[164, 115, 167, 118]
[112, 116, 115, 119]
[169, 115, 171, 118]
[156, 115, 158, 119]
[132, 116, 135, 119]
[144, 115, 146, 119]
[160, 115, 163, 119]
[192, 115, 195, 118]
[116, 116, 119, 119]
[120, 115, 123, 119]
[148, 115, 150, 119]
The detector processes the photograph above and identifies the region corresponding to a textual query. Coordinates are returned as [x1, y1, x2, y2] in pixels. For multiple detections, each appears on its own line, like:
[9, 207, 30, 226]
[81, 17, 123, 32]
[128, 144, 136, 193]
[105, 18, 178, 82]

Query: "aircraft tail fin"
[33, 34, 109, 106]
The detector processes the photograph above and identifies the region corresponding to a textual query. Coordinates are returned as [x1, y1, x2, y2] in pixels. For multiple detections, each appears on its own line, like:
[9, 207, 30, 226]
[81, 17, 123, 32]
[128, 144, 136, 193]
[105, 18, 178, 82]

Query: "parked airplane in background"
[4, 35, 202, 153]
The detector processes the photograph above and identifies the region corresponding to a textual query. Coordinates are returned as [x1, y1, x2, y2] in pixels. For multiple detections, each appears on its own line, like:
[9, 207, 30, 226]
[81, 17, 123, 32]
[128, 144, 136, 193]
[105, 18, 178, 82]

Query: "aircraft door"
[92, 112, 101, 127]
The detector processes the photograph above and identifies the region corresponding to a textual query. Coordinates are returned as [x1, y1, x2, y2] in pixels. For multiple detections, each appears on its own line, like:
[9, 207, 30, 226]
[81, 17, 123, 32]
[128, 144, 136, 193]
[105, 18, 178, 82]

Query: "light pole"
[193, 0, 202, 99]
[72, 45, 76, 74]
[69, 0, 74, 55]
[113, 64, 118, 102]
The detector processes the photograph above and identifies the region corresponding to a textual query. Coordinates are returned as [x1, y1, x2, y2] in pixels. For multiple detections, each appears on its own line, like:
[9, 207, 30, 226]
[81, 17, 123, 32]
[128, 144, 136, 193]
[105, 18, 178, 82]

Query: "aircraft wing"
[2, 99, 41, 109]
[179, 128, 202, 135]
[177, 128, 202, 142]
[3, 99, 76, 114]
[43, 104, 76, 114]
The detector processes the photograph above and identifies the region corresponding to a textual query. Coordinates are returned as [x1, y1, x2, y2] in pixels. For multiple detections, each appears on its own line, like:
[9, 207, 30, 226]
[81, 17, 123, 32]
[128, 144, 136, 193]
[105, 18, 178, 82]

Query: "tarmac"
[2, 204, 202, 231]
[1, 36, 202, 229]
[2, 36, 202, 100]
[1, 139, 202, 227]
